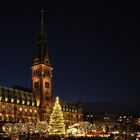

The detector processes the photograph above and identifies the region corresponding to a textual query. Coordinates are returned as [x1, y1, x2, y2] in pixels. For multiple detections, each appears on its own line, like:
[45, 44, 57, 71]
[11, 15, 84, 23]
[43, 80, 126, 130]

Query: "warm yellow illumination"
[2, 104, 5, 109]
[32, 102, 35, 106]
[27, 101, 30, 105]
[5, 97, 8, 102]
[17, 99, 20, 104]
[19, 107, 22, 111]
[49, 96, 65, 135]
[25, 108, 27, 112]
[36, 99, 40, 107]
[22, 100, 25, 105]
[11, 98, 14, 103]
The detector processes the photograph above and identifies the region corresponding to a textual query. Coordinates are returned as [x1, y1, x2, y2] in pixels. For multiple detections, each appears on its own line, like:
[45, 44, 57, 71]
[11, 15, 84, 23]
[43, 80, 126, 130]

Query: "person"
[25, 133, 30, 140]
[11, 134, 19, 140]
[39, 135, 45, 140]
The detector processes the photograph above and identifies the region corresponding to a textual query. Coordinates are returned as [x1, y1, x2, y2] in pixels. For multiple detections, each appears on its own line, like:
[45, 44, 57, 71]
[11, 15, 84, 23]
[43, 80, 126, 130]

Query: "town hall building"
[0, 10, 83, 127]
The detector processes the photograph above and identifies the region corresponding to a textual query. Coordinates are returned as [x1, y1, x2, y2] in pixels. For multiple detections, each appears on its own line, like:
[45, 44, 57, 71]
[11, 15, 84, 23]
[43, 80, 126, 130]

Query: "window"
[22, 100, 25, 105]
[5, 97, 8, 102]
[27, 101, 30, 105]
[2, 104, 5, 109]
[11, 98, 14, 103]
[19, 107, 22, 111]
[32, 102, 35, 106]
[17, 99, 20, 104]
[25, 108, 27, 112]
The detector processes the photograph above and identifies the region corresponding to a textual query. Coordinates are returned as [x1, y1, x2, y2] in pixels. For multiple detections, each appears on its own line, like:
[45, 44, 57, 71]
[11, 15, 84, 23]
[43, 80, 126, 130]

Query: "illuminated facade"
[0, 86, 37, 123]
[0, 11, 83, 126]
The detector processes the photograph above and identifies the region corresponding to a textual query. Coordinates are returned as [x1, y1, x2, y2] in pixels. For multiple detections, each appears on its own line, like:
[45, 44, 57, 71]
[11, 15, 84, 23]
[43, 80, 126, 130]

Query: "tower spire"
[33, 9, 50, 66]
[40, 9, 44, 34]
[41, 9, 43, 23]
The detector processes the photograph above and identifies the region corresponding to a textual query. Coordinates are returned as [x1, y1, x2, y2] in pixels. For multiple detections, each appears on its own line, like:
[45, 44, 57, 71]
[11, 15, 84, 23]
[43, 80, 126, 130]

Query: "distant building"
[0, 10, 83, 126]
[84, 112, 119, 131]
[84, 112, 118, 122]
[116, 115, 134, 124]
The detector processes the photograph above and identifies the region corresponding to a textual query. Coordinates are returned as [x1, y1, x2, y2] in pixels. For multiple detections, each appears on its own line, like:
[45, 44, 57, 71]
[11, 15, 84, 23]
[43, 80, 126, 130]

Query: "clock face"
[34, 82, 39, 88]
[45, 82, 49, 88]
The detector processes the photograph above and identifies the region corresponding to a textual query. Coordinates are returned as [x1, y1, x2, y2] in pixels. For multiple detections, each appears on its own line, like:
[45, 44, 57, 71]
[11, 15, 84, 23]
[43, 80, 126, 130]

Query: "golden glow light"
[49, 96, 65, 135]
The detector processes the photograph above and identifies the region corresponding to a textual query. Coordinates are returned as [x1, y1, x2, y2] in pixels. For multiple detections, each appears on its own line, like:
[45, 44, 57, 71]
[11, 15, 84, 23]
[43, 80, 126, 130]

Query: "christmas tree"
[49, 96, 65, 135]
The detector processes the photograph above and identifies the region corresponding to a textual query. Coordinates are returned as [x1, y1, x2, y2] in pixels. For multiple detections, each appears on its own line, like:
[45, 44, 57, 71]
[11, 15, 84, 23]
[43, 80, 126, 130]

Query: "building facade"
[0, 11, 83, 126]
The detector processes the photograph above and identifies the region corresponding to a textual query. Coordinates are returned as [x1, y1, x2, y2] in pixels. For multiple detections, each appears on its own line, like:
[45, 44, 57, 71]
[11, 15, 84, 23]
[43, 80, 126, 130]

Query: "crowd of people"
[0, 133, 136, 140]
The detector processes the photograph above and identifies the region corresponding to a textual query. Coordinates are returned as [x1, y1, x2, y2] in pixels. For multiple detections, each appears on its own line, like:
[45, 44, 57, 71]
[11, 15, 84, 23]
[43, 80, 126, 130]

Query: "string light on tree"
[49, 96, 65, 135]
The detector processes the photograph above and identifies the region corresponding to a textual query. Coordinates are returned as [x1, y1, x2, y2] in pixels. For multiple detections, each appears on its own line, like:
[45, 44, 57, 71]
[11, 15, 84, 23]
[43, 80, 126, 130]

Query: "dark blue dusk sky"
[0, 0, 140, 113]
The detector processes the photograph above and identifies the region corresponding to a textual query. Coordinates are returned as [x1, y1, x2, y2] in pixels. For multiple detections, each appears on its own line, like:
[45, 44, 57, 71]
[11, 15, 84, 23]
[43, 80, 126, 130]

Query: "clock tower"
[31, 10, 53, 112]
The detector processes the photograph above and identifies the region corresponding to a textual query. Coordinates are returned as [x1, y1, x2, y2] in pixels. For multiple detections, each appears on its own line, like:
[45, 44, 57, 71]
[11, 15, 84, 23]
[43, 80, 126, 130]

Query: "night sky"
[0, 0, 140, 114]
